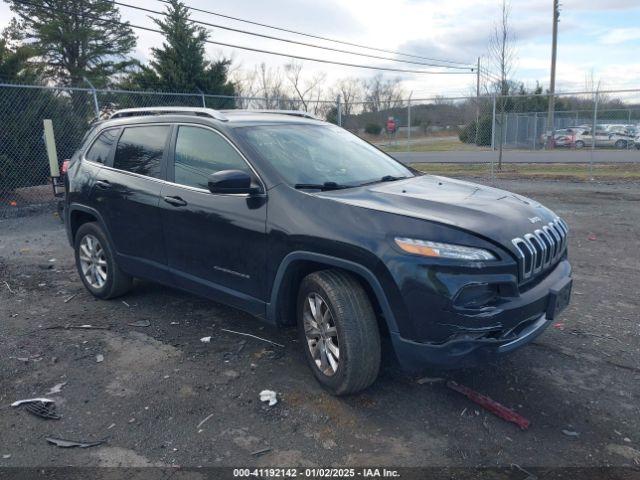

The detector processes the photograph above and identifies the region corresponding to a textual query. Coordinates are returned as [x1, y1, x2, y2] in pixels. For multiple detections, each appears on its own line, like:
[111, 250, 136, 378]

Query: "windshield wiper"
[294, 182, 352, 191]
[359, 175, 409, 187]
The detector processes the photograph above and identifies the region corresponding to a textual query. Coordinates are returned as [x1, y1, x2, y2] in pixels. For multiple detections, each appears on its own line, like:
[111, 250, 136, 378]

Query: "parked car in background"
[635, 134, 640, 150]
[574, 128, 632, 149]
[540, 128, 577, 148]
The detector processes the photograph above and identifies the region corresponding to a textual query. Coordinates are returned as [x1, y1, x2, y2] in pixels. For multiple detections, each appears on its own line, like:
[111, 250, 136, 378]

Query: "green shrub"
[459, 115, 493, 146]
[364, 123, 382, 135]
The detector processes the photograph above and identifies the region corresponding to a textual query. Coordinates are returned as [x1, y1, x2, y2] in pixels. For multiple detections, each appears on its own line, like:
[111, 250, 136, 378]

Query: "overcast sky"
[2, 0, 639, 99]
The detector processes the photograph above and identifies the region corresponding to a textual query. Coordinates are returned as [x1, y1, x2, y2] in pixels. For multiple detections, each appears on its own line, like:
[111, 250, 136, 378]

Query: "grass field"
[409, 162, 640, 181]
[377, 136, 487, 153]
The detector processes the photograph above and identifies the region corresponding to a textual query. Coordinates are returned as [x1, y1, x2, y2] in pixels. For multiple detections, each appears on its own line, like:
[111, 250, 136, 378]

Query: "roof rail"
[109, 107, 228, 121]
[237, 109, 320, 120]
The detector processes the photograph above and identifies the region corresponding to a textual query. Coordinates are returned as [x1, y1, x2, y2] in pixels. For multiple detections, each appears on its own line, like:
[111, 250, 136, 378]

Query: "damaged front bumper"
[390, 259, 572, 371]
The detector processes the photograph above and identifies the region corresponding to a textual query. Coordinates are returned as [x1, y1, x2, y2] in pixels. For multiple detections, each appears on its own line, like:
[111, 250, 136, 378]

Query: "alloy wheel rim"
[78, 234, 108, 289]
[303, 292, 340, 376]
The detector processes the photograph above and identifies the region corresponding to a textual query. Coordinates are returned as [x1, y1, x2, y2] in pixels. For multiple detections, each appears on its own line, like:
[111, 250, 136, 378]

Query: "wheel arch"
[67, 204, 113, 249]
[267, 252, 399, 335]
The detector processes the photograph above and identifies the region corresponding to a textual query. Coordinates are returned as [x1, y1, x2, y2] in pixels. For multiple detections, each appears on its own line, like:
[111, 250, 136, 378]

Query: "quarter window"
[174, 126, 250, 190]
[86, 129, 118, 164]
[113, 126, 169, 179]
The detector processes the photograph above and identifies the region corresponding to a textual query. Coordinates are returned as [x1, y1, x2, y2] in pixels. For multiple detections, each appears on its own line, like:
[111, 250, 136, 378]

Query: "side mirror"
[208, 170, 261, 195]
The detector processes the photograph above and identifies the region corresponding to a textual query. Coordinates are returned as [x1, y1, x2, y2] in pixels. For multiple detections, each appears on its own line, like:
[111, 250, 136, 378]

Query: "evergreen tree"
[9, 0, 137, 87]
[128, 0, 235, 100]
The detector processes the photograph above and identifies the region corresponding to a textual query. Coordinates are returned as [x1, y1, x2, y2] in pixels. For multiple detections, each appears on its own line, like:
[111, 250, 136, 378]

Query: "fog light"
[454, 283, 499, 309]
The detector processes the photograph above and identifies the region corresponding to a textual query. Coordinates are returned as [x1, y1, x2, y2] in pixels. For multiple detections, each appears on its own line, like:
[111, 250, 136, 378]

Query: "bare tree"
[362, 74, 404, 113]
[284, 60, 326, 112]
[331, 77, 363, 117]
[488, 0, 517, 170]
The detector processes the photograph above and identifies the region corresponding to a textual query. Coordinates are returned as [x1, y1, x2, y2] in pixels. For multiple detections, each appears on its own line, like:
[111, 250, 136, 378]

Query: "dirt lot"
[1, 179, 639, 471]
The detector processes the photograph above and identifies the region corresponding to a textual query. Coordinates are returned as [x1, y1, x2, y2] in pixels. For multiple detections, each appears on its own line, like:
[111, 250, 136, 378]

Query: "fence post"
[407, 92, 412, 152]
[590, 91, 599, 181]
[336, 94, 342, 127]
[532, 112, 537, 150]
[196, 88, 206, 108]
[491, 94, 496, 151]
[83, 76, 100, 119]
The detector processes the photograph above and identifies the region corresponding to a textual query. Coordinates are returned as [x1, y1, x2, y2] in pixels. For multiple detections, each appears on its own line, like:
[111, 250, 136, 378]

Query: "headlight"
[394, 237, 496, 261]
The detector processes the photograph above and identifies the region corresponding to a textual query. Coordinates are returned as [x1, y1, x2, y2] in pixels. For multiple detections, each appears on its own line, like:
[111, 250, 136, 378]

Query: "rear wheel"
[575, 140, 585, 149]
[74, 222, 132, 299]
[614, 139, 627, 149]
[297, 269, 381, 395]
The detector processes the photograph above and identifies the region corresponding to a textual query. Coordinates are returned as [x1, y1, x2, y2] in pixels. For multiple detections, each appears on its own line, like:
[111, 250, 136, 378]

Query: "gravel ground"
[0, 179, 639, 470]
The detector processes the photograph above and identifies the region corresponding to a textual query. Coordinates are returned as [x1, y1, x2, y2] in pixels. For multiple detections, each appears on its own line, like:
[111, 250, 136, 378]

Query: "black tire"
[74, 222, 132, 299]
[575, 140, 585, 149]
[614, 139, 627, 149]
[297, 269, 381, 395]
[636, 144, 640, 150]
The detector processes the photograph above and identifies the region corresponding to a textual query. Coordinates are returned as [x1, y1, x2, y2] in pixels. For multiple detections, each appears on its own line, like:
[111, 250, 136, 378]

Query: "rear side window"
[86, 129, 118, 164]
[173, 126, 250, 189]
[113, 126, 170, 179]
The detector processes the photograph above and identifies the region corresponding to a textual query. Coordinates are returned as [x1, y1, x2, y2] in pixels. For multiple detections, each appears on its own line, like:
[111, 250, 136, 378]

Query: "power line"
[11, 0, 475, 76]
[111, 0, 473, 71]
[154, 0, 472, 68]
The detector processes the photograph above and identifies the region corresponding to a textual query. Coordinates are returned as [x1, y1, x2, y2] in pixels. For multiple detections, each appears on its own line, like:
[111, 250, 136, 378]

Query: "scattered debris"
[259, 390, 278, 406]
[95, 354, 104, 363]
[200, 336, 212, 343]
[562, 429, 580, 437]
[2, 454, 10, 459]
[223, 369, 240, 380]
[46, 437, 105, 449]
[3, 281, 15, 294]
[221, 328, 284, 348]
[63, 293, 78, 303]
[128, 320, 150, 328]
[553, 322, 565, 330]
[170, 322, 179, 325]
[587, 233, 597, 241]
[121, 300, 130, 307]
[11, 398, 60, 420]
[510, 463, 537, 480]
[107, 423, 116, 430]
[45, 381, 67, 395]
[251, 447, 272, 457]
[416, 376, 444, 385]
[197, 413, 215, 430]
[48, 258, 57, 263]
[446, 380, 530, 430]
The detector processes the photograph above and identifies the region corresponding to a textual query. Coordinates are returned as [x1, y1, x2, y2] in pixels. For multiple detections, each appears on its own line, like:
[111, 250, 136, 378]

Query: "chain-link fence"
[1, 82, 639, 218]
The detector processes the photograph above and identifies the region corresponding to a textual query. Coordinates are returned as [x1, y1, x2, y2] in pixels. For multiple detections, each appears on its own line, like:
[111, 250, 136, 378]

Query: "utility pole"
[475, 57, 481, 146]
[546, 0, 560, 149]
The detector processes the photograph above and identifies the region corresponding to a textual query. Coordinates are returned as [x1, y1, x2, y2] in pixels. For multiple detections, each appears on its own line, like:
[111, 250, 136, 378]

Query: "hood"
[317, 175, 558, 249]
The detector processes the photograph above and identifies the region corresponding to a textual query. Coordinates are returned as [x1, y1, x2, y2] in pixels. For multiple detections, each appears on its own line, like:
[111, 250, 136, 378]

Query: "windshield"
[235, 124, 413, 187]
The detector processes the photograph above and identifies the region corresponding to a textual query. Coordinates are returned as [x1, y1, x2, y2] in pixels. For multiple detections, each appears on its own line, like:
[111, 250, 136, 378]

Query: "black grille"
[512, 217, 568, 282]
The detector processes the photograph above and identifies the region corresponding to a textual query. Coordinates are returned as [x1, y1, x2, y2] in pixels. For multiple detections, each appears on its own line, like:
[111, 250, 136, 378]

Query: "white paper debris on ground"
[200, 336, 212, 343]
[95, 354, 104, 363]
[259, 390, 278, 406]
[45, 382, 67, 395]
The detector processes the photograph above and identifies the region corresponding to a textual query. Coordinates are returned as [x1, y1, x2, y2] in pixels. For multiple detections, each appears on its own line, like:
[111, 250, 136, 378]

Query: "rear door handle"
[163, 195, 188, 207]
[95, 180, 111, 189]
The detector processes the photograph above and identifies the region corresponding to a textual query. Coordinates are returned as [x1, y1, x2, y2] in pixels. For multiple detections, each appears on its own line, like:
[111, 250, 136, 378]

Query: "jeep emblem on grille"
[528, 216, 542, 224]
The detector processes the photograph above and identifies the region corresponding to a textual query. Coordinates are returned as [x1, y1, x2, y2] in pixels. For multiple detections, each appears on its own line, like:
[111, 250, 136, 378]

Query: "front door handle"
[95, 180, 111, 190]
[163, 195, 188, 207]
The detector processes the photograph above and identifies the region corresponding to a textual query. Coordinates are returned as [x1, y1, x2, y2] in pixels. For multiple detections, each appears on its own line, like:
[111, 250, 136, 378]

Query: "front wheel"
[74, 222, 132, 299]
[614, 139, 627, 149]
[297, 270, 381, 395]
[575, 140, 585, 149]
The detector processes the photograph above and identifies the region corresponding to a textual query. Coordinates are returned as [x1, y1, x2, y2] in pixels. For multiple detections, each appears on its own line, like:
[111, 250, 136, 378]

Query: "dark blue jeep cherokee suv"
[64, 107, 572, 395]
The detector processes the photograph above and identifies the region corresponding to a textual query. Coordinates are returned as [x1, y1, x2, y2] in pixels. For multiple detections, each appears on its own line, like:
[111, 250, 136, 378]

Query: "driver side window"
[173, 126, 250, 190]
